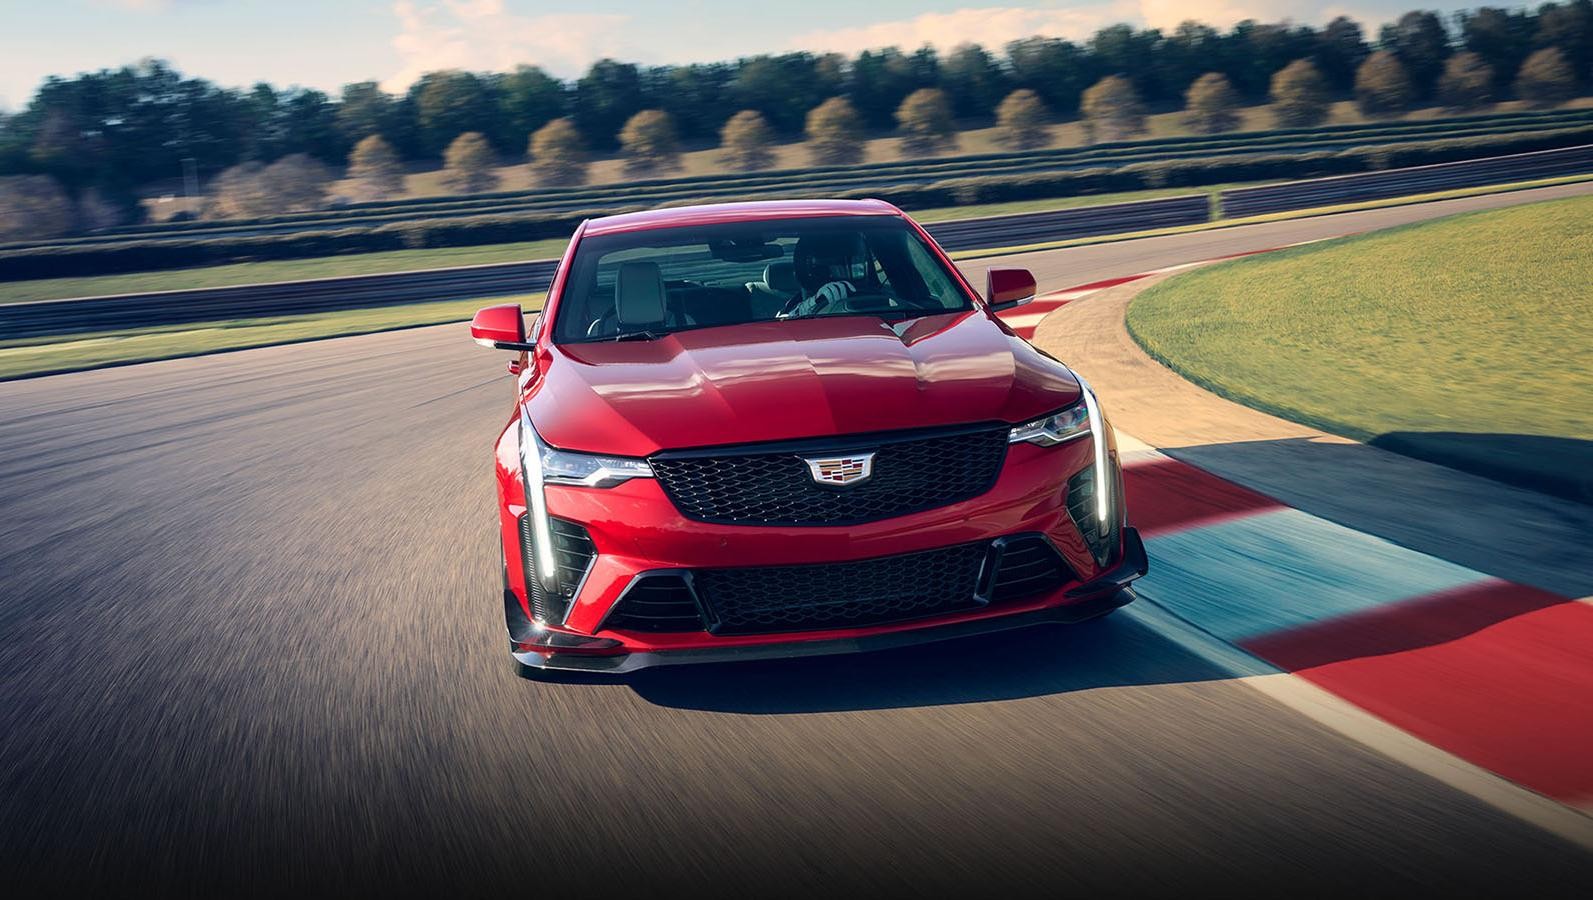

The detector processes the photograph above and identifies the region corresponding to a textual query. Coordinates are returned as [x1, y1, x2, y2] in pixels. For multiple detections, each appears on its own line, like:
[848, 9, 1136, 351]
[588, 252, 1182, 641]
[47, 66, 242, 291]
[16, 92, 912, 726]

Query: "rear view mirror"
[470, 304, 535, 351]
[709, 237, 783, 263]
[986, 268, 1037, 310]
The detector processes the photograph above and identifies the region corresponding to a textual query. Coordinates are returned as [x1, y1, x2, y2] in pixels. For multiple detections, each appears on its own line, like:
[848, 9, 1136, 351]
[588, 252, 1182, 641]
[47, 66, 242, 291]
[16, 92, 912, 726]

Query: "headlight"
[1076, 377, 1112, 537]
[519, 408, 653, 600]
[1009, 402, 1090, 446]
[539, 447, 653, 488]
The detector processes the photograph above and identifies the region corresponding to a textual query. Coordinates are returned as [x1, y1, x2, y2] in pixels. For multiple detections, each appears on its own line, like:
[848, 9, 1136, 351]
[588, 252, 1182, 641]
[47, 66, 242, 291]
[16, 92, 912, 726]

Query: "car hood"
[526, 311, 1081, 456]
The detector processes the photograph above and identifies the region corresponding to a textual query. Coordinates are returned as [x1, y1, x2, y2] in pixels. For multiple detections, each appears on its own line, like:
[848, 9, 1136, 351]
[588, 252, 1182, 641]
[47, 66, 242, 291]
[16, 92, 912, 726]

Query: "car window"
[554, 215, 972, 343]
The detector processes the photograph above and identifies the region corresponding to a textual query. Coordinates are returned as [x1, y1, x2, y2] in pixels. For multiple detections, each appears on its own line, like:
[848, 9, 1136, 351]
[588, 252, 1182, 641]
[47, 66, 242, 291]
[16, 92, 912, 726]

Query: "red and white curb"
[1000, 249, 1593, 847]
[1116, 447, 1593, 848]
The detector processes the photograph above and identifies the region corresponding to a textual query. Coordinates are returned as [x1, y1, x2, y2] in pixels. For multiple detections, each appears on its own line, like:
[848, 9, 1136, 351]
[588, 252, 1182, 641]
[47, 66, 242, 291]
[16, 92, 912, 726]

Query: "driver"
[782, 232, 872, 318]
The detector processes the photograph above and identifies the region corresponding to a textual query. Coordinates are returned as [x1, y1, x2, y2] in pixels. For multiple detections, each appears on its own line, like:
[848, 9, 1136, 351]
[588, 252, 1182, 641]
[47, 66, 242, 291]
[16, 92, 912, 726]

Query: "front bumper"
[500, 428, 1145, 669]
[514, 527, 1147, 673]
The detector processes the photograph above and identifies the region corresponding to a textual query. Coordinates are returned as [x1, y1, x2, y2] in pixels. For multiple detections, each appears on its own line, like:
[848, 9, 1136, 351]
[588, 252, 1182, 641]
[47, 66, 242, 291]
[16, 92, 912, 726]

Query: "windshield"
[553, 215, 973, 343]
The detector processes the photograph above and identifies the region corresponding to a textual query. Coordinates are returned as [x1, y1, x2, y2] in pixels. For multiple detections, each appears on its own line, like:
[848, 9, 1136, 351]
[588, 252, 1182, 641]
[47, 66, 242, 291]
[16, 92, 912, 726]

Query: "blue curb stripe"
[1135, 508, 1492, 643]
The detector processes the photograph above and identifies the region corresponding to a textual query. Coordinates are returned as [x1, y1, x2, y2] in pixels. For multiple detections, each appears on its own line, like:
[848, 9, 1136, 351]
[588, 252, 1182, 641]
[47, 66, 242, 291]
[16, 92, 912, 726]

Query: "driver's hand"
[814, 280, 856, 306]
[784, 281, 854, 318]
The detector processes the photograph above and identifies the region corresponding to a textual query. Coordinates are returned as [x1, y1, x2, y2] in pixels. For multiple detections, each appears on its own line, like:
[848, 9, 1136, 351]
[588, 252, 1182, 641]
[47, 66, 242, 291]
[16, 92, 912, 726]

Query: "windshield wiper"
[609, 328, 666, 342]
[877, 307, 960, 320]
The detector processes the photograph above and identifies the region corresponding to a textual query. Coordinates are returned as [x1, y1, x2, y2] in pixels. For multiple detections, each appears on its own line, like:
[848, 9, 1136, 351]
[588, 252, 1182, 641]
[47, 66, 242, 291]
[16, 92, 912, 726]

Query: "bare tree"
[895, 88, 958, 157]
[1080, 75, 1146, 143]
[528, 118, 589, 186]
[207, 162, 274, 219]
[346, 135, 405, 202]
[1437, 51, 1495, 110]
[1270, 60, 1333, 127]
[1354, 50, 1415, 117]
[261, 154, 334, 212]
[719, 110, 777, 172]
[76, 186, 131, 232]
[619, 110, 683, 178]
[1182, 73, 1242, 135]
[440, 132, 502, 194]
[994, 89, 1051, 150]
[805, 97, 866, 166]
[1515, 48, 1577, 107]
[0, 175, 76, 241]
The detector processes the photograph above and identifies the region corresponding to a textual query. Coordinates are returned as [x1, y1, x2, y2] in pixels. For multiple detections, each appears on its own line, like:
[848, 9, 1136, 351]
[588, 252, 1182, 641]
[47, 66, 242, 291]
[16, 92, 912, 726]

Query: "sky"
[0, 0, 1487, 110]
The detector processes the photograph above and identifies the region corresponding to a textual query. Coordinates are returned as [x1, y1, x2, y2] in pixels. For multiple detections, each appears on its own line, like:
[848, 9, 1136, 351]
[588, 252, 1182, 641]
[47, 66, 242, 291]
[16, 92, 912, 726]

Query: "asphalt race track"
[3, 183, 1591, 895]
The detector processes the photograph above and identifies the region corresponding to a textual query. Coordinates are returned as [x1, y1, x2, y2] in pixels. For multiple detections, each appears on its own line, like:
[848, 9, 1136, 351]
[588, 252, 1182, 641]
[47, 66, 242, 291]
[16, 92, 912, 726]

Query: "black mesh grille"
[649, 425, 1010, 526]
[603, 574, 706, 632]
[988, 535, 1071, 602]
[599, 534, 1073, 637]
[694, 543, 990, 635]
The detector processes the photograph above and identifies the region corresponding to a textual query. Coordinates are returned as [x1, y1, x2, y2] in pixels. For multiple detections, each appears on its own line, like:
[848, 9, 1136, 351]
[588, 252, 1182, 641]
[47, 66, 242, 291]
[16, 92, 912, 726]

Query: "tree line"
[0, 3, 1589, 236]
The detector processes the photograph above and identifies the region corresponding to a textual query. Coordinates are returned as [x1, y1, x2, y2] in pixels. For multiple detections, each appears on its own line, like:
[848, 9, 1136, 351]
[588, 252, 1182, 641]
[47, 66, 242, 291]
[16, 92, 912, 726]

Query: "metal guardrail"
[3, 147, 1588, 341]
[1219, 144, 1593, 217]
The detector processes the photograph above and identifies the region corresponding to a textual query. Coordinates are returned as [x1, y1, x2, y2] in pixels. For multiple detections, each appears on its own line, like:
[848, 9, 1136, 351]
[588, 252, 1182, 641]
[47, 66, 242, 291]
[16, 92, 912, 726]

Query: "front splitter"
[513, 586, 1135, 675]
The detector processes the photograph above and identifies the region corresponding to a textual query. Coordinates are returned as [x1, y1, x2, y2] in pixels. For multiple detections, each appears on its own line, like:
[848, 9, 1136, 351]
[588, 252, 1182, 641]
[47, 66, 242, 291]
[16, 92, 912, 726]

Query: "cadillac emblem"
[803, 452, 876, 487]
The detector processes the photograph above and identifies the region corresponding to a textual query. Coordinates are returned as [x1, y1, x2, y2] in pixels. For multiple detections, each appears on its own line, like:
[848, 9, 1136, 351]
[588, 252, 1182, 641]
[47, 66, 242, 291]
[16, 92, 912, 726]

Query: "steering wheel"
[775, 290, 829, 319]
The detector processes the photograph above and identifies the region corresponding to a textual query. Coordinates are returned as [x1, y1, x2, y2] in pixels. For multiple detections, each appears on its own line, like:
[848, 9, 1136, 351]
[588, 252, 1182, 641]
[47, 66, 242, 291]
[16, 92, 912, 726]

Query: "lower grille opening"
[988, 535, 1072, 602]
[603, 574, 707, 633]
[695, 543, 989, 636]
[599, 534, 1074, 637]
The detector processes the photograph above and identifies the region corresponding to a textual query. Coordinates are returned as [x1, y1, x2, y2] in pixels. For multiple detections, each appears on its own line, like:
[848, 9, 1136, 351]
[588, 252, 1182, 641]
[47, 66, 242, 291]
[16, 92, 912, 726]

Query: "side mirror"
[986, 268, 1037, 311]
[470, 304, 535, 351]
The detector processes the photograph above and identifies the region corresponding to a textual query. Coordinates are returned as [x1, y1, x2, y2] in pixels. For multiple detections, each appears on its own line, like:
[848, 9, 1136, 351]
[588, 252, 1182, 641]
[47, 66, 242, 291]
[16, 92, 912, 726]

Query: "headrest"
[794, 232, 869, 289]
[763, 260, 798, 294]
[616, 261, 667, 326]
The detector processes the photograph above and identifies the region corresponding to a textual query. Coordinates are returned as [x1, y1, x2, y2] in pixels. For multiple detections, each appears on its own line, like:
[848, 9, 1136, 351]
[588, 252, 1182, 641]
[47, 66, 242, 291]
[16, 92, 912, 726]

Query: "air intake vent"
[987, 535, 1072, 602]
[517, 515, 597, 623]
[693, 543, 989, 635]
[603, 574, 706, 633]
[1066, 467, 1116, 565]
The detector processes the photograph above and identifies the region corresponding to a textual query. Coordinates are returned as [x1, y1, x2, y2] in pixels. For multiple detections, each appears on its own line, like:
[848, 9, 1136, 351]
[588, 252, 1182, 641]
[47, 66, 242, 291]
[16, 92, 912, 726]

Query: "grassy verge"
[0, 293, 544, 381]
[1125, 195, 1593, 502]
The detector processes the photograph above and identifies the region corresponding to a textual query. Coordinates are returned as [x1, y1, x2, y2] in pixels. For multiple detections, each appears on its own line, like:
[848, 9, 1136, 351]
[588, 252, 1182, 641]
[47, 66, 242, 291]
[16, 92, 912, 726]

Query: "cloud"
[1136, 1, 1378, 31]
[788, 4, 1142, 54]
[790, 2, 1393, 55]
[384, 0, 635, 90]
[94, 0, 208, 11]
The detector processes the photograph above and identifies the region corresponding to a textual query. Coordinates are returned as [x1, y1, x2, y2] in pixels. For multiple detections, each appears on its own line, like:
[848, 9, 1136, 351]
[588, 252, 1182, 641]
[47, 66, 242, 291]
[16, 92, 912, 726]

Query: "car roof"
[581, 198, 906, 237]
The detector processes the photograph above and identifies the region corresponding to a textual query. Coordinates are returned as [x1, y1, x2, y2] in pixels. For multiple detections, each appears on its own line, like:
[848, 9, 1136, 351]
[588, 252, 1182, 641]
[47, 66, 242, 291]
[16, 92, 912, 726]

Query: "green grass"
[0, 293, 544, 381]
[1126, 194, 1593, 499]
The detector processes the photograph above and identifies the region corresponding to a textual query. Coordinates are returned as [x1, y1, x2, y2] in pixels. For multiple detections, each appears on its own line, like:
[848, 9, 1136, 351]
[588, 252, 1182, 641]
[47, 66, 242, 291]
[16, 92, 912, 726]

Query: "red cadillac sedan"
[469, 199, 1146, 674]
